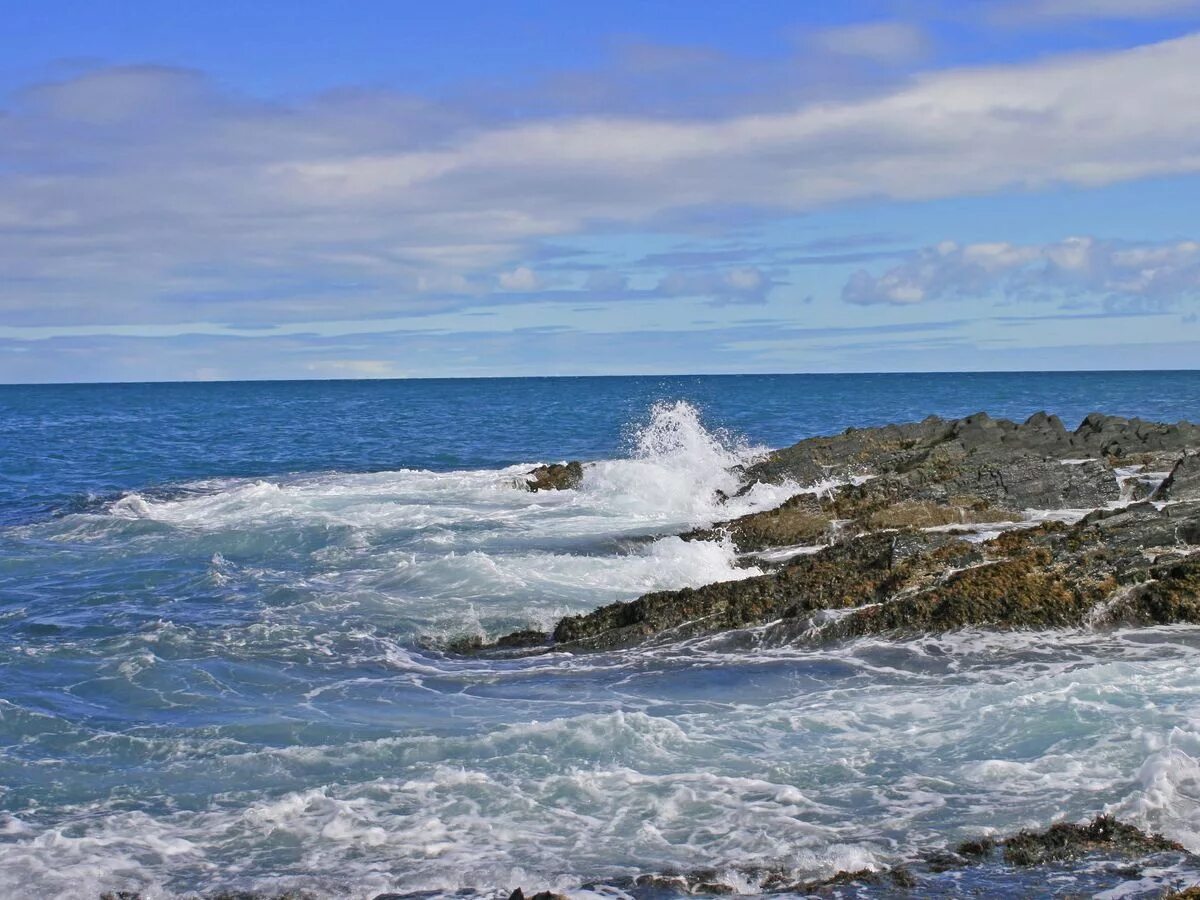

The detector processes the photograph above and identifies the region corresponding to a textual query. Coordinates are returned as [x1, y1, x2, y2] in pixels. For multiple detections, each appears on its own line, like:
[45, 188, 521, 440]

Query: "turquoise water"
[3, 372, 1200, 898]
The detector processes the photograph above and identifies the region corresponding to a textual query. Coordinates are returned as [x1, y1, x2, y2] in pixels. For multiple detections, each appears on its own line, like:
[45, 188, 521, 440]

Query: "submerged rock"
[522, 461, 584, 491]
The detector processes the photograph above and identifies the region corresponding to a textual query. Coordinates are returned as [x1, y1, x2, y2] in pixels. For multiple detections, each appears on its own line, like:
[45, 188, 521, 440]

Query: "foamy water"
[2, 398, 1200, 898]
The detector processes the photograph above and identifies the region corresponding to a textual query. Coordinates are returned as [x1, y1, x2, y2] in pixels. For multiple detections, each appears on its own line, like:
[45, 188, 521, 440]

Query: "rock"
[612, 815, 1193, 897]
[522, 461, 584, 491]
[493, 497, 1200, 652]
[494, 628, 548, 649]
[1001, 815, 1184, 866]
[737, 411, 1200, 510]
[686, 480, 1020, 554]
[1155, 453, 1200, 501]
[680, 492, 832, 551]
[549, 530, 915, 651]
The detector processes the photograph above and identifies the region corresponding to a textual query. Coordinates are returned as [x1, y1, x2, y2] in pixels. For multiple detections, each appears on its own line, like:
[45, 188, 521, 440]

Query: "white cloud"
[843, 236, 1200, 306]
[4, 33, 1200, 327]
[813, 21, 930, 64]
[995, 0, 1200, 24]
[497, 266, 542, 291]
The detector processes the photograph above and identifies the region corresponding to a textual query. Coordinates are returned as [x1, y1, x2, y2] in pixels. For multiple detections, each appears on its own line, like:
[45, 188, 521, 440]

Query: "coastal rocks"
[1155, 453, 1200, 501]
[522, 461, 584, 491]
[609, 815, 1196, 897]
[685, 480, 1019, 554]
[463, 411, 1200, 656]
[997, 814, 1184, 866]
[486, 498, 1200, 653]
[737, 410, 1199, 511]
[680, 492, 833, 551]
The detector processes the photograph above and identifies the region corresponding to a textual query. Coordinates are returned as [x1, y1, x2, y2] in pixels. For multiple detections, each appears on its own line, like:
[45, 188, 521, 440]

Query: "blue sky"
[4, 0, 1200, 382]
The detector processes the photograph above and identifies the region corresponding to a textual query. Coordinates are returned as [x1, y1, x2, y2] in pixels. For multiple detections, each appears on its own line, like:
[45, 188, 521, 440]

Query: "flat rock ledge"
[470, 411, 1200, 655]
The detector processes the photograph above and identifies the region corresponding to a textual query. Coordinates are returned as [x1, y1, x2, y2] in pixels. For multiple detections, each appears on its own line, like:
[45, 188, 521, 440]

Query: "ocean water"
[2, 372, 1200, 898]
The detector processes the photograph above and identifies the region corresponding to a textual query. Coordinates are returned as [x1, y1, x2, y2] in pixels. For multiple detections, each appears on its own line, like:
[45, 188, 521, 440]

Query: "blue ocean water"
[2, 372, 1200, 898]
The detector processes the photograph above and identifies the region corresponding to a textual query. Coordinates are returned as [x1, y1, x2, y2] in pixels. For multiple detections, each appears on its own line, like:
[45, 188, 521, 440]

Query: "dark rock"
[611, 815, 1192, 897]
[494, 628, 548, 649]
[1001, 814, 1184, 866]
[736, 411, 1200, 511]
[523, 461, 584, 492]
[497, 496, 1200, 653]
[1155, 453, 1200, 501]
[955, 837, 996, 859]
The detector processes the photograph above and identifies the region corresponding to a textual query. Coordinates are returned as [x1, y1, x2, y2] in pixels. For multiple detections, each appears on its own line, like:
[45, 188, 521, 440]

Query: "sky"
[4, 1, 1200, 382]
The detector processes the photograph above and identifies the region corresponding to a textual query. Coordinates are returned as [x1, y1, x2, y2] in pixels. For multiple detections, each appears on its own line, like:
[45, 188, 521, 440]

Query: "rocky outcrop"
[522, 499, 1200, 653]
[1156, 453, 1200, 501]
[738, 410, 1200, 512]
[470, 411, 1200, 656]
[522, 461, 584, 491]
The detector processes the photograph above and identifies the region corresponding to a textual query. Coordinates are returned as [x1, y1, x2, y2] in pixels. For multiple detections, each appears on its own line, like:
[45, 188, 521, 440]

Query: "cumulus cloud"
[843, 236, 1200, 308]
[497, 266, 542, 291]
[4, 32, 1200, 328]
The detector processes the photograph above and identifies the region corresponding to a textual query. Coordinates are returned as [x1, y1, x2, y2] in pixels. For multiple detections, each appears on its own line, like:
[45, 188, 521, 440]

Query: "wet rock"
[680, 492, 832, 551]
[493, 628, 548, 649]
[828, 548, 1113, 640]
[522, 461, 584, 491]
[549, 530, 917, 651]
[1102, 554, 1200, 627]
[1000, 814, 1184, 866]
[484, 412, 1200, 654]
[1155, 453, 1200, 501]
[497, 495, 1200, 653]
[507, 890, 569, 900]
[610, 815, 1194, 897]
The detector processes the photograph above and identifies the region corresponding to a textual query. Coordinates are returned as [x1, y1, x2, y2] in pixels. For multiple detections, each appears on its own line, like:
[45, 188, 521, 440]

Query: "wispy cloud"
[843, 236, 1200, 309]
[809, 21, 931, 64]
[992, 0, 1200, 25]
[3, 32, 1200, 333]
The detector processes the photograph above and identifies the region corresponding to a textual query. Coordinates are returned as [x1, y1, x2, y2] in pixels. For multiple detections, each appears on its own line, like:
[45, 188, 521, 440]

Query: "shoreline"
[475, 410, 1200, 656]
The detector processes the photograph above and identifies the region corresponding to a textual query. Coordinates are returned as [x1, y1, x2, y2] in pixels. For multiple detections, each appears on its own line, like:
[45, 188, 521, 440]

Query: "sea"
[3, 372, 1200, 898]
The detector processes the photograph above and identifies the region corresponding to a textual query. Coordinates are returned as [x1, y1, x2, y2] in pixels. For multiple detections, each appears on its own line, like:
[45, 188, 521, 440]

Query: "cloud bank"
[843, 237, 1200, 310]
[3, 32, 1200, 329]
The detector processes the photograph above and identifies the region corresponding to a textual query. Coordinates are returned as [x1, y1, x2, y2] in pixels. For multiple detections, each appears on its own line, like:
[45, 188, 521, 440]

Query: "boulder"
[1154, 453, 1200, 501]
[523, 461, 584, 491]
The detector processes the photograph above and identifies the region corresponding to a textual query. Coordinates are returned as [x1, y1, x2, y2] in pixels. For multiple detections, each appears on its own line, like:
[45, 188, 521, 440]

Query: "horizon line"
[4, 367, 1200, 388]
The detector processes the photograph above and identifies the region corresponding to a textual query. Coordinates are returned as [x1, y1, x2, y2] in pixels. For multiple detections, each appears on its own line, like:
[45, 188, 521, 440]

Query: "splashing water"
[2, 387, 1200, 899]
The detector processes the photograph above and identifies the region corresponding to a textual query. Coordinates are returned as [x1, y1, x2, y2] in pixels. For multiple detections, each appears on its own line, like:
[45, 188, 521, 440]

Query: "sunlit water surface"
[2, 373, 1200, 898]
